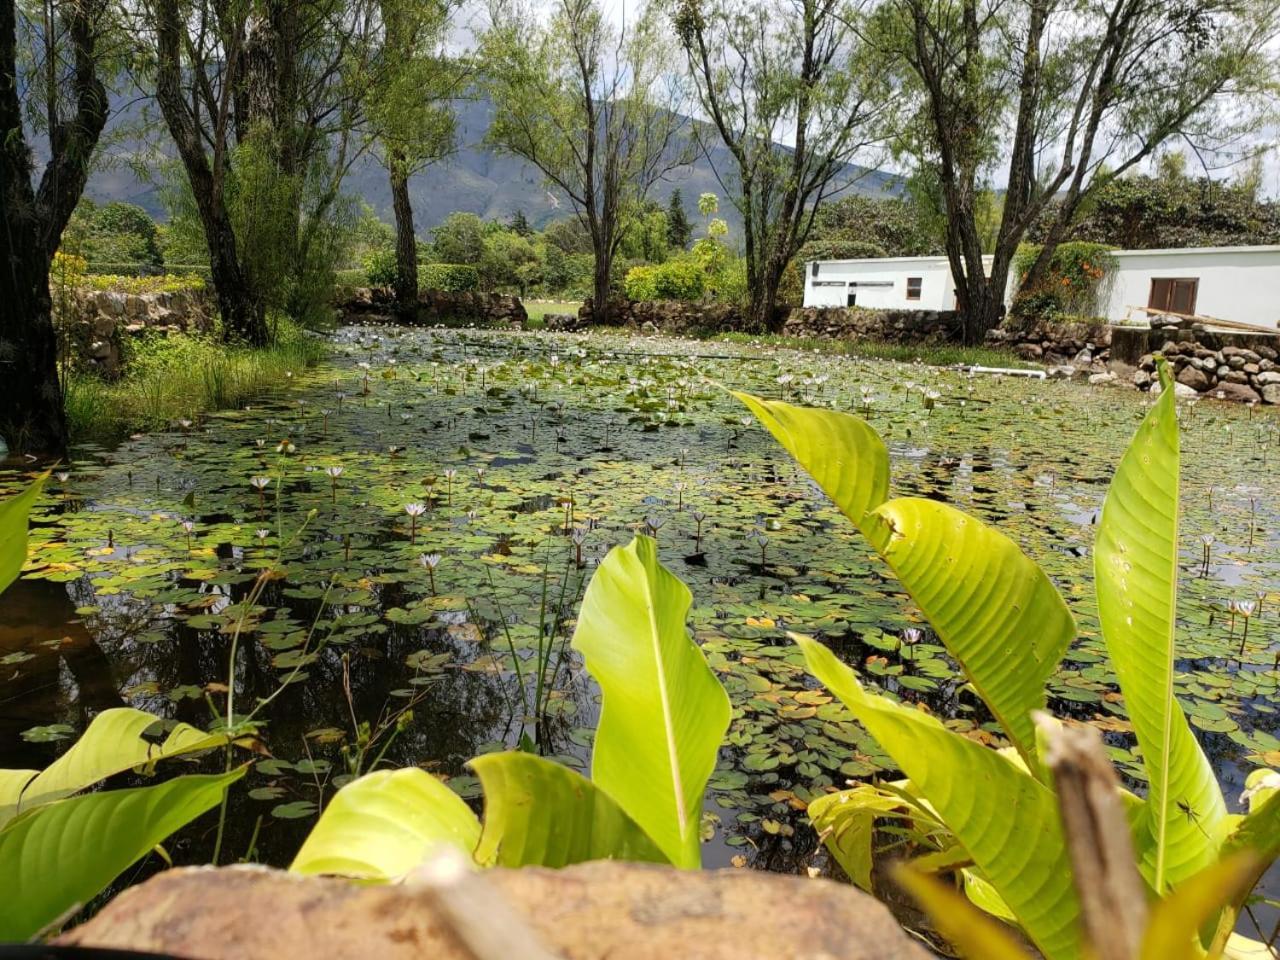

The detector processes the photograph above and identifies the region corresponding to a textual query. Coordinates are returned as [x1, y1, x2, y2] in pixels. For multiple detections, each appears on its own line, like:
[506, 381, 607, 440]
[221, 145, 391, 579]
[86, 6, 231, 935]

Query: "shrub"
[420, 263, 480, 293]
[362, 248, 399, 289]
[623, 264, 659, 301]
[623, 258, 705, 302]
[1012, 241, 1116, 320]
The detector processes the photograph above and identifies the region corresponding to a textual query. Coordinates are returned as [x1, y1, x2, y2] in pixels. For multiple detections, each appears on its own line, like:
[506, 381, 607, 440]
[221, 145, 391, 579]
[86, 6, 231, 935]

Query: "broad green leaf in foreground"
[0, 707, 231, 828]
[572, 535, 730, 869]
[472, 752, 668, 868]
[0, 472, 47, 595]
[290, 768, 481, 879]
[797, 634, 1081, 960]
[0, 768, 244, 941]
[735, 393, 1073, 770]
[1094, 362, 1225, 891]
[864, 497, 1075, 768]
[732, 393, 888, 534]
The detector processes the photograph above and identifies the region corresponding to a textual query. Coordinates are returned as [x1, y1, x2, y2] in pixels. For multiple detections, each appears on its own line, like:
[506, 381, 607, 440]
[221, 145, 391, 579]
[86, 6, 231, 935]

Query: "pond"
[2, 324, 1278, 884]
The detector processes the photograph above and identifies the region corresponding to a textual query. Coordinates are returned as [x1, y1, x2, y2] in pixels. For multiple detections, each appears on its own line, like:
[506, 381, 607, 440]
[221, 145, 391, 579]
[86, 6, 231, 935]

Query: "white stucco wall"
[804, 245, 1280, 330]
[1102, 246, 1280, 329]
[803, 257, 962, 310]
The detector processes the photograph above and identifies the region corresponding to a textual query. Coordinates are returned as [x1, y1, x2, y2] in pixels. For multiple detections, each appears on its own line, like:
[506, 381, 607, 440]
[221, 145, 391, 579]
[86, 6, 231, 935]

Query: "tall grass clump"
[66, 319, 327, 443]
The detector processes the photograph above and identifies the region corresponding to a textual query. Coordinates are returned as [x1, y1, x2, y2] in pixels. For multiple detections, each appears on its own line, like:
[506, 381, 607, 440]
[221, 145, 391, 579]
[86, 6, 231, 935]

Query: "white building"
[803, 245, 1280, 329]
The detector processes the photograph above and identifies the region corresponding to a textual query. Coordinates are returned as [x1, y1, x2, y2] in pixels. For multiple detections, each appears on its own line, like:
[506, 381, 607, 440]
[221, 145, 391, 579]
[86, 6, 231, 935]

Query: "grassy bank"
[65, 321, 328, 444]
[522, 300, 582, 329]
[712, 331, 1034, 369]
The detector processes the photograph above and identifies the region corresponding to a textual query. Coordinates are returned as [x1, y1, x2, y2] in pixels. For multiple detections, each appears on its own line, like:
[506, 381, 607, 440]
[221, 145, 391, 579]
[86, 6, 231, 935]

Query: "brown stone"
[1175, 365, 1211, 392]
[59, 863, 930, 960]
[1211, 381, 1261, 404]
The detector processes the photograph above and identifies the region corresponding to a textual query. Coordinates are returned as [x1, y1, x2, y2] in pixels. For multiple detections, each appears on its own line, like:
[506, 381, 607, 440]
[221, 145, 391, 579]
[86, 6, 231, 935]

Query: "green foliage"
[0, 474, 47, 596]
[363, 247, 400, 289]
[431, 212, 488, 266]
[572, 536, 731, 868]
[64, 321, 326, 443]
[1032, 173, 1280, 250]
[804, 194, 943, 260]
[666, 190, 692, 251]
[420, 263, 480, 293]
[0, 770, 243, 940]
[291, 768, 481, 879]
[1094, 363, 1226, 890]
[471, 753, 666, 867]
[623, 257, 705, 302]
[0, 709, 241, 940]
[64, 199, 164, 268]
[1012, 242, 1116, 321]
[737, 360, 1280, 958]
[291, 536, 729, 878]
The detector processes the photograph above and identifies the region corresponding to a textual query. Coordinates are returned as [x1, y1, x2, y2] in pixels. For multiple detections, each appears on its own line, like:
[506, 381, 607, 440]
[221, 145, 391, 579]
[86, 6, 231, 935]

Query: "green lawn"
[522, 300, 582, 328]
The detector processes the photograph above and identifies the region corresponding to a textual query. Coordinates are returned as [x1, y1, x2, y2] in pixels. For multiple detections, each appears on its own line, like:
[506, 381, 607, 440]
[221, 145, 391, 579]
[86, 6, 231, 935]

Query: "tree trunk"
[389, 159, 418, 316]
[207, 222, 268, 346]
[0, 257, 67, 456]
[592, 251, 612, 327]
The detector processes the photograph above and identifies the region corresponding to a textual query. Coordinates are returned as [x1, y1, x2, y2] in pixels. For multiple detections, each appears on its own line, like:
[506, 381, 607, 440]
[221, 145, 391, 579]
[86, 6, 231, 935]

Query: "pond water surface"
[2, 325, 1278, 894]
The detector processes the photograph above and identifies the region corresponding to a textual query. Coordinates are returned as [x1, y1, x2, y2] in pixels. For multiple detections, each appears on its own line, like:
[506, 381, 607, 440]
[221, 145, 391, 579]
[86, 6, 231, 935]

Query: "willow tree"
[675, 0, 890, 332]
[146, 0, 371, 343]
[1, 0, 112, 455]
[482, 0, 689, 326]
[363, 0, 467, 313]
[880, 0, 1279, 343]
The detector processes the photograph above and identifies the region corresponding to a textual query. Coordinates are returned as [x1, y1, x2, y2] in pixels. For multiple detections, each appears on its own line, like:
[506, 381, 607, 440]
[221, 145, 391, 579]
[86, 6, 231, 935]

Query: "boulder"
[1264, 383, 1280, 404]
[1254, 371, 1280, 386]
[1175, 365, 1211, 392]
[1088, 371, 1118, 386]
[1211, 381, 1261, 404]
[59, 863, 930, 960]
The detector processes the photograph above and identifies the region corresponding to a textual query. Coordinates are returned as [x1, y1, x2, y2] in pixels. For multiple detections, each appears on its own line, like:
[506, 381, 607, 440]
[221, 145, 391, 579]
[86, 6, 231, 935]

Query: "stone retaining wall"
[58, 288, 215, 378]
[339, 287, 526, 328]
[985, 320, 1112, 375]
[782, 306, 962, 343]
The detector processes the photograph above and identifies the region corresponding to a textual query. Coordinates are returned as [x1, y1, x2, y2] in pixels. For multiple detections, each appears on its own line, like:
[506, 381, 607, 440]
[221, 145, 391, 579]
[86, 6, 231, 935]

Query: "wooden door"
[1148, 277, 1199, 316]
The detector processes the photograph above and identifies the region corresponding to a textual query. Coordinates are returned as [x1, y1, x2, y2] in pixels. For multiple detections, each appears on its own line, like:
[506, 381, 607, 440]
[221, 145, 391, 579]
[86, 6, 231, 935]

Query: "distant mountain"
[83, 94, 902, 237]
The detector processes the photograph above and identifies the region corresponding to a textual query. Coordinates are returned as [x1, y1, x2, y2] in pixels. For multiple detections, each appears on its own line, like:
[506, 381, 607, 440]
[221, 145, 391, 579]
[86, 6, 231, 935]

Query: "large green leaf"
[290, 768, 481, 879]
[571, 535, 729, 869]
[0, 707, 230, 827]
[472, 752, 668, 867]
[864, 498, 1075, 767]
[0, 768, 243, 941]
[0, 769, 37, 813]
[797, 635, 1081, 960]
[1094, 362, 1225, 892]
[732, 393, 888, 534]
[809, 784, 924, 892]
[735, 393, 1073, 769]
[0, 472, 47, 595]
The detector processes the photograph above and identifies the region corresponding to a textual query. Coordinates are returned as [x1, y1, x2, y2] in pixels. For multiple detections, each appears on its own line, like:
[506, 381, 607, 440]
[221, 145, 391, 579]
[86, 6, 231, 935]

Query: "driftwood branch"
[1036, 712, 1147, 960]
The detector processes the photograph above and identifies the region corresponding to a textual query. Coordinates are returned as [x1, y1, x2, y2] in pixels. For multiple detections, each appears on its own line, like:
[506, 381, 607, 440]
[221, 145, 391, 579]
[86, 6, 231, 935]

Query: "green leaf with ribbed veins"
[572, 535, 730, 869]
[0, 473, 47, 596]
[864, 498, 1076, 768]
[472, 752, 668, 867]
[1094, 360, 1226, 892]
[0, 708, 231, 828]
[732, 393, 888, 535]
[0, 768, 243, 941]
[290, 768, 481, 879]
[797, 634, 1081, 960]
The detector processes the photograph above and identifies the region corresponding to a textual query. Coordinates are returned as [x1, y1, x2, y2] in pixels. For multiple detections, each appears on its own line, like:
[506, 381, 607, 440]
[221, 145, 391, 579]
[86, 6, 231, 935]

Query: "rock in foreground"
[61, 861, 930, 960]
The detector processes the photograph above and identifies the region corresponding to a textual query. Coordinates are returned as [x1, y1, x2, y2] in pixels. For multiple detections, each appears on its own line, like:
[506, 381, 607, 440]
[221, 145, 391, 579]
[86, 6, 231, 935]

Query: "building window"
[906, 277, 923, 301]
[846, 292, 857, 307]
[1148, 277, 1199, 316]
[811, 262, 819, 278]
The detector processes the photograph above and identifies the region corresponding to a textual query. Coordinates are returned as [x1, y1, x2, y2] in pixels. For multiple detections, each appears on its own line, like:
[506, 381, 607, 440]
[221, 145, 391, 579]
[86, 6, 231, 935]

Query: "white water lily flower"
[404, 503, 426, 518]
